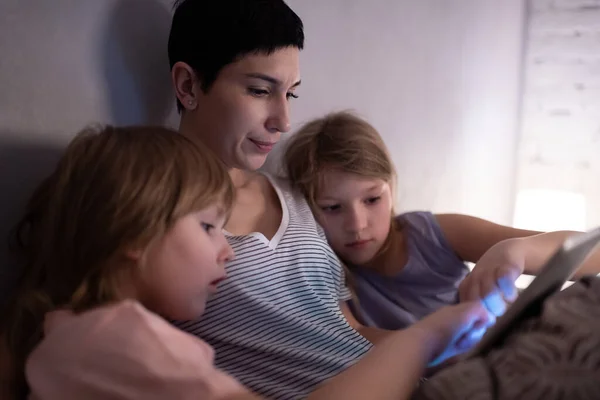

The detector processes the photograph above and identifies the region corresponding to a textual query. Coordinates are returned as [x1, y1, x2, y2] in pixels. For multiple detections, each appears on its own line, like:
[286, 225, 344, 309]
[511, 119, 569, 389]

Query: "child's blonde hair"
[1, 125, 233, 399]
[284, 111, 399, 299]
[284, 111, 397, 211]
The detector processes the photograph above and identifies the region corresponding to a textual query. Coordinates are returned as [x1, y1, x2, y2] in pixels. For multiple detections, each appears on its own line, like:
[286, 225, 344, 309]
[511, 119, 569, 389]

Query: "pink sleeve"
[26, 301, 250, 400]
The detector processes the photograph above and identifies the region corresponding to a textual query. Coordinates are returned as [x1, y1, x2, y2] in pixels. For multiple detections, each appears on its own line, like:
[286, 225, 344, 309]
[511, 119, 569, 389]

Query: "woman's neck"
[229, 168, 257, 189]
[178, 113, 201, 141]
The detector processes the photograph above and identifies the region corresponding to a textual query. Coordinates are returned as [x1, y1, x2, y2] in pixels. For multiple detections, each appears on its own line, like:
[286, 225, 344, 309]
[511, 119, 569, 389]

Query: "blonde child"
[1, 125, 241, 399]
[0, 125, 493, 400]
[284, 111, 600, 329]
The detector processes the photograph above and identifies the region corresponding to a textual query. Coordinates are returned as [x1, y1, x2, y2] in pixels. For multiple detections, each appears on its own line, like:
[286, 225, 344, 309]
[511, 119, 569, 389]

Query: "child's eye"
[286, 92, 299, 100]
[320, 204, 341, 213]
[248, 88, 269, 97]
[365, 196, 381, 205]
[201, 222, 215, 233]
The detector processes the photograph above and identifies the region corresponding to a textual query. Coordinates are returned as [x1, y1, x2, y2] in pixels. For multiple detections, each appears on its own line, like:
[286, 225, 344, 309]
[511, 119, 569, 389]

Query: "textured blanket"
[414, 276, 600, 400]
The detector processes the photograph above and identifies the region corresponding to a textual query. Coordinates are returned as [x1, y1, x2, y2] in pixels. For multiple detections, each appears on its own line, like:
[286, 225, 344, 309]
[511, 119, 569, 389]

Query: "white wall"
[514, 0, 600, 231]
[274, 0, 527, 224]
[0, 0, 526, 301]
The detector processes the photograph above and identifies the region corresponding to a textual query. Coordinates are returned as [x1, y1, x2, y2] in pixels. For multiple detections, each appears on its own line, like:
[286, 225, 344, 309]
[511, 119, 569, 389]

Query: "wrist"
[495, 237, 527, 269]
[508, 236, 528, 264]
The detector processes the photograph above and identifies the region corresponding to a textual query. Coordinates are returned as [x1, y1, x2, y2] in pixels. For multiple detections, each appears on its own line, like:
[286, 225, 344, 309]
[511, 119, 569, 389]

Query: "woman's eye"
[248, 88, 269, 97]
[286, 92, 299, 100]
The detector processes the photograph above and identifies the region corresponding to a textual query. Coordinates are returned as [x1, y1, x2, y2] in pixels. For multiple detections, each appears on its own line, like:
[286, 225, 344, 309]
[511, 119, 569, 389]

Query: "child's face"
[314, 170, 393, 266]
[138, 204, 233, 320]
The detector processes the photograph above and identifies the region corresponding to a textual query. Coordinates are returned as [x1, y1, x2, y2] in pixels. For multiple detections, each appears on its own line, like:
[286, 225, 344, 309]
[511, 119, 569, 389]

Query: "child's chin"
[175, 304, 207, 322]
[344, 253, 375, 267]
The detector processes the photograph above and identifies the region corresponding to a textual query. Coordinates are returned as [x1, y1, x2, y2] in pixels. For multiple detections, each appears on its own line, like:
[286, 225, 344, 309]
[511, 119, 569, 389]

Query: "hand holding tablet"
[463, 226, 600, 360]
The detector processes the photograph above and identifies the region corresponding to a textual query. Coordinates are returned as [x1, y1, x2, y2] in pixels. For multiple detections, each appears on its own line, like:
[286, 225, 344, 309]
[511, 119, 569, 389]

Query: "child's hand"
[411, 301, 495, 367]
[458, 239, 524, 317]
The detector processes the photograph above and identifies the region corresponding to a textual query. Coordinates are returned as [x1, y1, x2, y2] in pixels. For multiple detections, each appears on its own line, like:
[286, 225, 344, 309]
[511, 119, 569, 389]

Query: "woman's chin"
[240, 154, 269, 172]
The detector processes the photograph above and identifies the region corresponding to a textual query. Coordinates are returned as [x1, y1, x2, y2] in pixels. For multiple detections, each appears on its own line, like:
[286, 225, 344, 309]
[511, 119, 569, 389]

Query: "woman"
[167, 1, 491, 399]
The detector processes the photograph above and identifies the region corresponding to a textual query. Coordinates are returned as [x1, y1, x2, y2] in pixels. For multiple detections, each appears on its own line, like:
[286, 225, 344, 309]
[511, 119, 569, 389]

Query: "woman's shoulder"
[259, 170, 292, 193]
[260, 171, 313, 215]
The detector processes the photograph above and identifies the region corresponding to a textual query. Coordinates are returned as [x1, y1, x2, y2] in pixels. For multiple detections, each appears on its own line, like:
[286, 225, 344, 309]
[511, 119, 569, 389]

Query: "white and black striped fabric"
[176, 174, 372, 399]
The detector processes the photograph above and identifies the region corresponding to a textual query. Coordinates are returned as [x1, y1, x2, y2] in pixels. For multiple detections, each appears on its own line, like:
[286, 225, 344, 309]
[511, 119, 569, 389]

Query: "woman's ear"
[171, 61, 201, 111]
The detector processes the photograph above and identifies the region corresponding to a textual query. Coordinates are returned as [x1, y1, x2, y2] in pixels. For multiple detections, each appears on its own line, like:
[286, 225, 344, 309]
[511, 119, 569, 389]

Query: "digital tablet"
[464, 226, 600, 359]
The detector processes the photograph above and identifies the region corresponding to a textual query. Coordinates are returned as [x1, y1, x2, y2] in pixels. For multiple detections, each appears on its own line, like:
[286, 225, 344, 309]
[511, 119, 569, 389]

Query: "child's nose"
[219, 239, 235, 263]
[345, 207, 367, 233]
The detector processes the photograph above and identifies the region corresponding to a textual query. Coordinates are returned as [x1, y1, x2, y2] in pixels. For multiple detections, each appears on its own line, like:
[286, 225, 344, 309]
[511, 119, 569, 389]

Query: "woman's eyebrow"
[245, 73, 301, 88]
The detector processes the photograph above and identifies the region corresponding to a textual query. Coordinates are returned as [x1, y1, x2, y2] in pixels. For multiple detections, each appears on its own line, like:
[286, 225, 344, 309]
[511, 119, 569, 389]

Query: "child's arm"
[435, 213, 540, 264]
[308, 301, 494, 400]
[308, 324, 432, 400]
[505, 231, 600, 277]
[226, 302, 493, 400]
[436, 213, 600, 275]
[435, 214, 600, 313]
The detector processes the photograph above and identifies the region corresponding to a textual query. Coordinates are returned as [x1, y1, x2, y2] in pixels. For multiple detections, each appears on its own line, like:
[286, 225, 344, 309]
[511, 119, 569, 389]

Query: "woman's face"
[181, 47, 301, 171]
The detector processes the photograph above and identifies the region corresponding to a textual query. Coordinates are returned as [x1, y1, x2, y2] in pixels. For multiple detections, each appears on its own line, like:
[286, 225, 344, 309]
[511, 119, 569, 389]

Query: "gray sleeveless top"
[350, 211, 470, 330]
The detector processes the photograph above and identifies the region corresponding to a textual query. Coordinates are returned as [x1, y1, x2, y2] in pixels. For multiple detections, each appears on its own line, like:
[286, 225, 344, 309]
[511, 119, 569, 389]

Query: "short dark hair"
[168, 0, 305, 111]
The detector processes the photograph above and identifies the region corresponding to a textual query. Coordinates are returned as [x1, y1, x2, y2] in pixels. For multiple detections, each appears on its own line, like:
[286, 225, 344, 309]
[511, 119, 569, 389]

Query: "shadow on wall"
[0, 136, 63, 306]
[101, 0, 174, 126]
[1, 0, 175, 306]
